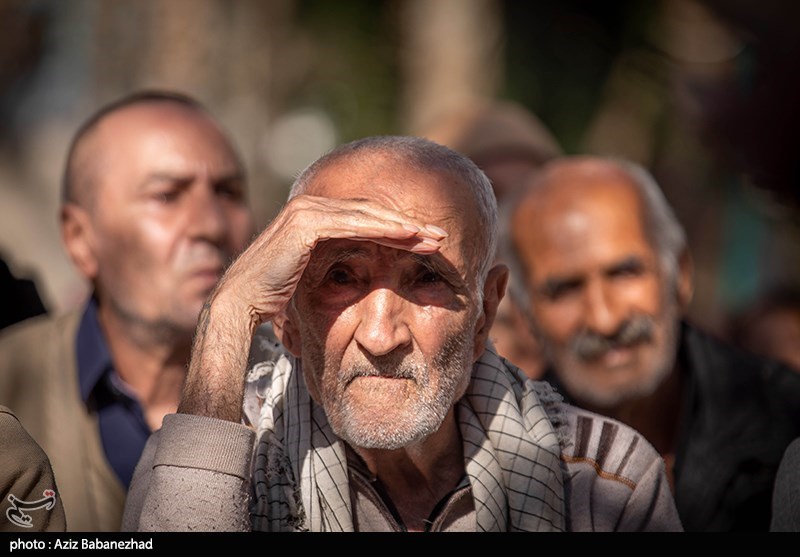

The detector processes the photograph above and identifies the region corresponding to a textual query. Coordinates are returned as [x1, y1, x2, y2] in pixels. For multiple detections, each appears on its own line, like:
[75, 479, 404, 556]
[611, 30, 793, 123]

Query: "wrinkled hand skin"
[178, 194, 448, 422]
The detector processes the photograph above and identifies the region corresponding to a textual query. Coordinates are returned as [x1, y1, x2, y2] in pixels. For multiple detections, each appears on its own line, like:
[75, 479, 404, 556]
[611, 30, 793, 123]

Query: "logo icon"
[6, 490, 57, 528]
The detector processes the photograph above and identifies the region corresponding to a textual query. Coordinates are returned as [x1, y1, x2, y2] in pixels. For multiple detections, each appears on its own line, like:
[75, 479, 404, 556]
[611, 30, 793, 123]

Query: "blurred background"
[0, 0, 797, 338]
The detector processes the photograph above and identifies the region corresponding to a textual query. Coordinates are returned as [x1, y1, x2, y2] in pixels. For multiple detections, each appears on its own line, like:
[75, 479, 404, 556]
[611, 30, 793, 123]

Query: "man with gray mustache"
[500, 155, 800, 531]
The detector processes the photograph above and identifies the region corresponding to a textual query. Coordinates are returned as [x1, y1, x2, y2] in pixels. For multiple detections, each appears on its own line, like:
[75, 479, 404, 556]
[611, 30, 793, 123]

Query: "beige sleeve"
[122, 413, 256, 532]
[559, 404, 684, 532]
[0, 406, 67, 532]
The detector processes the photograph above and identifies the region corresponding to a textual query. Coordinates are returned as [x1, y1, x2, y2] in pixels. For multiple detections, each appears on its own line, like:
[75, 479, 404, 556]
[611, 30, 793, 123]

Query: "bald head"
[62, 91, 241, 210]
[292, 135, 499, 282]
[503, 156, 687, 308]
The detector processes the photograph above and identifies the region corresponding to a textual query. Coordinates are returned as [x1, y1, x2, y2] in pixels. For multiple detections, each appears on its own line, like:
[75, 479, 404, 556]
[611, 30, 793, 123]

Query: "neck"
[98, 304, 191, 431]
[353, 408, 465, 532]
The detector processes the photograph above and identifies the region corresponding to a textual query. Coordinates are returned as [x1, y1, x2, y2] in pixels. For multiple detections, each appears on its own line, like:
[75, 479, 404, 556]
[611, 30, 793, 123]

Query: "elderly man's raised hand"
[178, 194, 447, 421]
[213, 194, 448, 326]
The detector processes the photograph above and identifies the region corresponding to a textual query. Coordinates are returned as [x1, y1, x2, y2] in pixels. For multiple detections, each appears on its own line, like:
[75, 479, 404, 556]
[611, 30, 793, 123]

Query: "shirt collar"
[76, 297, 114, 402]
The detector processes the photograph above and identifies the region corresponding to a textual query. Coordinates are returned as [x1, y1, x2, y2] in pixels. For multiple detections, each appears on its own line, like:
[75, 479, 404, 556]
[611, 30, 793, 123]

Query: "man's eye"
[545, 282, 580, 301]
[215, 183, 243, 201]
[154, 191, 179, 203]
[417, 271, 443, 285]
[328, 269, 353, 285]
[610, 265, 644, 278]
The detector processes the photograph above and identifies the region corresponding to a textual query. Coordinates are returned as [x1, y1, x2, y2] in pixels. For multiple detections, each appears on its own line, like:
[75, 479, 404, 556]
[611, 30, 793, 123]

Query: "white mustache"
[343, 362, 420, 385]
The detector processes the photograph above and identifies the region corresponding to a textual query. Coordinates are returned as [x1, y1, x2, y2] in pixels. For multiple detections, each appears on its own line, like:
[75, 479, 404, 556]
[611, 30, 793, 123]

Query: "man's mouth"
[345, 367, 417, 386]
[591, 345, 637, 368]
[189, 265, 224, 283]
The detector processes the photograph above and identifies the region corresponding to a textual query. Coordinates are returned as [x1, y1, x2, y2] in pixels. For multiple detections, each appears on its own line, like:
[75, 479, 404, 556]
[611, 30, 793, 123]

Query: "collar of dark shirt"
[77, 297, 195, 406]
[343, 441, 471, 531]
[75, 297, 157, 429]
[76, 296, 116, 402]
[76, 296, 160, 406]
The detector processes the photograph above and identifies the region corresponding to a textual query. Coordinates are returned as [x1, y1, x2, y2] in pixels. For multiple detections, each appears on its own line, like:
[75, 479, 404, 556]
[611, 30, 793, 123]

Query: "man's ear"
[676, 248, 694, 310]
[61, 203, 99, 280]
[472, 263, 509, 361]
[272, 307, 301, 357]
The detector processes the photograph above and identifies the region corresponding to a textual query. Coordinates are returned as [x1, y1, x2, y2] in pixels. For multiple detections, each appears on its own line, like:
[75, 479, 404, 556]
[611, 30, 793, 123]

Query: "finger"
[323, 234, 443, 254]
[300, 196, 449, 240]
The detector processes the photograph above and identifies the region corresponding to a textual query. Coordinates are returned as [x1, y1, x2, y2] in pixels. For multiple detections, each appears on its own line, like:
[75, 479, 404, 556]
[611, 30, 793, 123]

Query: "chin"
[337, 419, 431, 451]
[169, 306, 204, 335]
[581, 367, 664, 408]
[182, 297, 207, 321]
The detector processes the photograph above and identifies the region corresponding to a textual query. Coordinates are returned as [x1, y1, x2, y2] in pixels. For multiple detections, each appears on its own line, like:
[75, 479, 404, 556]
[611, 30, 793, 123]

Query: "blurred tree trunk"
[398, 0, 504, 135]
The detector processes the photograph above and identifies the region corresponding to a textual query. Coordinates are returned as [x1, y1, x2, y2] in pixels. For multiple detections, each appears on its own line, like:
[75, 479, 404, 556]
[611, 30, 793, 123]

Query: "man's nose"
[187, 185, 228, 243]
[353, 287, 413, 356]
[582, 280, 625, 337]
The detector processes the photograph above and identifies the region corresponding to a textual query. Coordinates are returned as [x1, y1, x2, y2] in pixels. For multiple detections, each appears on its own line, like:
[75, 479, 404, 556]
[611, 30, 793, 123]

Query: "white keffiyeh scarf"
[244, 341, 566, 532]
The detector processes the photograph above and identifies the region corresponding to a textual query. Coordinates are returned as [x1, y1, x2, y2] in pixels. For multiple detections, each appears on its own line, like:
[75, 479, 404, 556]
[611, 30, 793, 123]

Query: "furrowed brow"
[539, 276, 582, 298]
[309, 246, 369, 272]
[607, 256, 646, 274]
[409, 253, 467, 290]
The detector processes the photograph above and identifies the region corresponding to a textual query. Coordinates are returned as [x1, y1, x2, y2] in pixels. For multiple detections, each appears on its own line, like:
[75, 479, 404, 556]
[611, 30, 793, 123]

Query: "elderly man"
[122, 136, 680, 532]
[501, 155, 800, 531]
[0, 91, 255, 530]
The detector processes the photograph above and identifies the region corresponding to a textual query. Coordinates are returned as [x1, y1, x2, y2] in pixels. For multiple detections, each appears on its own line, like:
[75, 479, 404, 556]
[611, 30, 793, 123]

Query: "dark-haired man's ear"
[472, 263, 509, 362]
[61, 204, 99, 280]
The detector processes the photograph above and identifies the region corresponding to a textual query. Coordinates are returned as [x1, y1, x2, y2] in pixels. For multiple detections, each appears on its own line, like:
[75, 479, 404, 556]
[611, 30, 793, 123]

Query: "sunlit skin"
[61, 102, 255, 429]
[510, 159, 693, 486]
[181, 147, 507, 530]
[288, 159, 487, 450]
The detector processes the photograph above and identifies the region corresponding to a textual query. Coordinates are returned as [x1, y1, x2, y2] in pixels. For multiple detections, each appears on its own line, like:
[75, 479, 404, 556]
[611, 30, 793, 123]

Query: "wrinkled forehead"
[306, 155, 486, 275]
[308, 155, 480, 233]
[308, 238, 460, 277]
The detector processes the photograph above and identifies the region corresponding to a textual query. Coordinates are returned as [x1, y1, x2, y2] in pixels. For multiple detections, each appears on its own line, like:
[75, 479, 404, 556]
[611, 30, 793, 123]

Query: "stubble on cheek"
[294, 298, 346, 406]
[294, 286, 479, 441]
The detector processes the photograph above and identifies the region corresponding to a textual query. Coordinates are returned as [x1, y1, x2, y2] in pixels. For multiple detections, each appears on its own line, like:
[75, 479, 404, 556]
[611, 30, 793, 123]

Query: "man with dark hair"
[122, 136, 680, 532]
[0, 90, 255, 530]
[500, 155, 800, 531]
